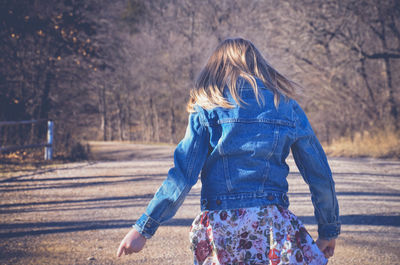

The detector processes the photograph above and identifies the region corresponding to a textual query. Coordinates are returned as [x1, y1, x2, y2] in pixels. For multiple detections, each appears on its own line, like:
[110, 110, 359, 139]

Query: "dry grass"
[2, 131, 398, 176]
[0, 150, 68, 178]
[323, 129, 400, 159]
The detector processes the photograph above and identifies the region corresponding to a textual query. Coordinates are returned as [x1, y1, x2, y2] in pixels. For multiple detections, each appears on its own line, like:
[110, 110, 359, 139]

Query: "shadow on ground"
[1, 214, 399, 239]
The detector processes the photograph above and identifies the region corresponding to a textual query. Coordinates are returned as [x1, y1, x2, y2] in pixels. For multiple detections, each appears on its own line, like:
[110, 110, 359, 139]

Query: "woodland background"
[1, 0, 400, 159]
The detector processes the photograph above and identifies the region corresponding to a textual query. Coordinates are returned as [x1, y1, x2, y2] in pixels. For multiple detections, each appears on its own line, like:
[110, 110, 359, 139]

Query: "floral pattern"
[189, 205, 327, 265]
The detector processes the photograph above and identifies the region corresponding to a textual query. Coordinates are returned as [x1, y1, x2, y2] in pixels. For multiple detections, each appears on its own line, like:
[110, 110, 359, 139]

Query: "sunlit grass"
[323, 129, 400, 159]
[0, 150, 67, 177]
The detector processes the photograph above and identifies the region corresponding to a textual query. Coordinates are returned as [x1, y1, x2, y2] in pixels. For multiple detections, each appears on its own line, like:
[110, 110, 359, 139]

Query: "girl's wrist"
[317, 236, 337, 241]
[132, 224, 151, 239]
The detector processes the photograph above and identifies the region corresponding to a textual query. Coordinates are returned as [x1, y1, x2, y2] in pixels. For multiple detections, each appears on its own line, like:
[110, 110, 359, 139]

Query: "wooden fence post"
[45, 120, 53, 160]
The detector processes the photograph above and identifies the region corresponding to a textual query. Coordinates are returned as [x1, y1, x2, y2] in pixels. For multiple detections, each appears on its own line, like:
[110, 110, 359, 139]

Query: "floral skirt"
[189, 205, 327, 265]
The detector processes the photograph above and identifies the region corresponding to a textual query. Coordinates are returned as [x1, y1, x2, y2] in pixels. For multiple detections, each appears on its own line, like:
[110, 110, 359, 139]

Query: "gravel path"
[0, 141, 399, 265]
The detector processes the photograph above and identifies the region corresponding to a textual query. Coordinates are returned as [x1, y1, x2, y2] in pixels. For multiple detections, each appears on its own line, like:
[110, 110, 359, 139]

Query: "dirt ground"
[0, 141, 399, 265]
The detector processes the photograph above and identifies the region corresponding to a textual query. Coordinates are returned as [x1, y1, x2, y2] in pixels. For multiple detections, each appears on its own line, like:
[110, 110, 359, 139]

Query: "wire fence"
[0, 120, 53, 160]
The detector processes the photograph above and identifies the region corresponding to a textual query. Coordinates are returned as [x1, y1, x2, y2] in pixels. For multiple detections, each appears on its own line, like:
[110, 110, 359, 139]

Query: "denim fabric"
[134, 78, 340, 240]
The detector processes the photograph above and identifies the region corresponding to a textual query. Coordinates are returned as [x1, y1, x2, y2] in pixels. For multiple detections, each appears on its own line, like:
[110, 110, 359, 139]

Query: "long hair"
[187, 38, 297, 112]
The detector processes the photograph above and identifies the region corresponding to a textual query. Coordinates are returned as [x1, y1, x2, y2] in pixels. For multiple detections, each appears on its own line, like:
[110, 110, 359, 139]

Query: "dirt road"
[0, 142, 399, 264]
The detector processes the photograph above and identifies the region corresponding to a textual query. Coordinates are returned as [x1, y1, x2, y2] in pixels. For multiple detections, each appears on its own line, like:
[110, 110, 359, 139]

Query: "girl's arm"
[290, 101, 341, 240]
[120, 110, 209, 250]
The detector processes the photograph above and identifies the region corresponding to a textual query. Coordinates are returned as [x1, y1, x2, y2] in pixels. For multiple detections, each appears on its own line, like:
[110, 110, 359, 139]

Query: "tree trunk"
[99, 85, 108, 141]
[39, 71, 53, 120]
[150, 97, 160, 142]
[384, 58, 399, 130]
[170, 105, 176, 143]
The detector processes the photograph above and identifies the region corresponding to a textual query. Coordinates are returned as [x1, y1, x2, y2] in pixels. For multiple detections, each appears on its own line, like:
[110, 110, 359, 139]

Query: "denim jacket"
[134, 78, 340, 240]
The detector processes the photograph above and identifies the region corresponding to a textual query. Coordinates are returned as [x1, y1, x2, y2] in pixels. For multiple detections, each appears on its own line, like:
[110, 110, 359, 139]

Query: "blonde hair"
[187, 38, 297, 112]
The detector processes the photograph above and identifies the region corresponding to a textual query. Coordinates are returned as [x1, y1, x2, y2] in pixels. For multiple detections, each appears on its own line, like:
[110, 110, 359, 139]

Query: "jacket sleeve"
[133, 110, 209, 239]
[290, 101, 341, 240]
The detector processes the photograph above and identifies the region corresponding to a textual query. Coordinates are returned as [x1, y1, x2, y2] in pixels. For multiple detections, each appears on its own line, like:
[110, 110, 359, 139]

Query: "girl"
[117, 38, 340, 265]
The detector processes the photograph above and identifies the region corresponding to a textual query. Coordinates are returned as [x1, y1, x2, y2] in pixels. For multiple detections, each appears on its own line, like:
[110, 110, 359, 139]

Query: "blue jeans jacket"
[134, 78, 340, 240]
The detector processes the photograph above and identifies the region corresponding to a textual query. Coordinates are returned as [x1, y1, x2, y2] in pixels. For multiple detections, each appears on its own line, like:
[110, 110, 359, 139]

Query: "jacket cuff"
[318, 222, 341, 240]
[133, 213, 160, 239]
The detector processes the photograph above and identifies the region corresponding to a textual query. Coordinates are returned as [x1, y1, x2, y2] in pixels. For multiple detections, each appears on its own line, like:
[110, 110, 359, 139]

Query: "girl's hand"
[316, 238, 336, 259]
[116, 228, 147, 257]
